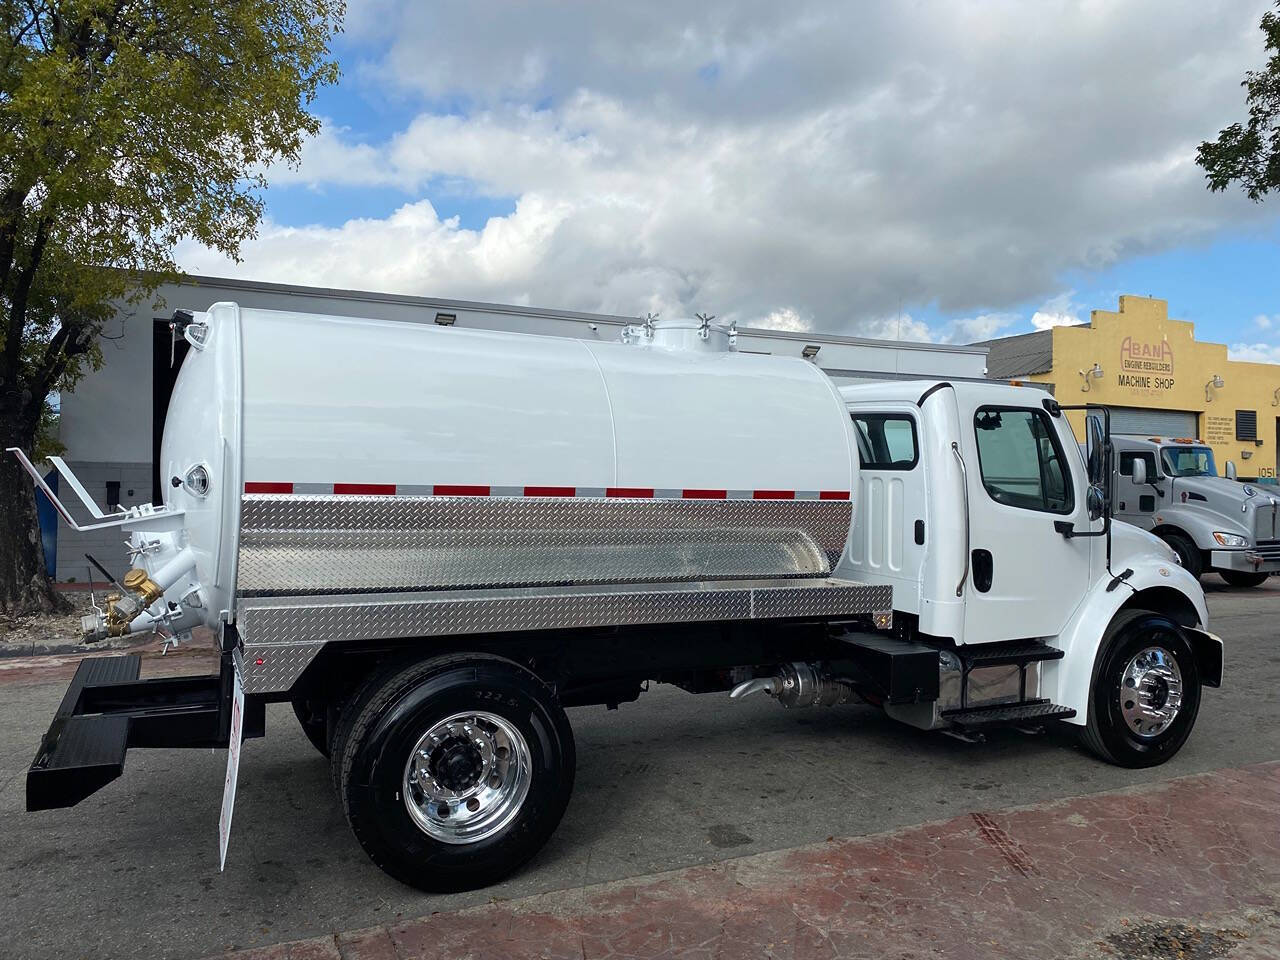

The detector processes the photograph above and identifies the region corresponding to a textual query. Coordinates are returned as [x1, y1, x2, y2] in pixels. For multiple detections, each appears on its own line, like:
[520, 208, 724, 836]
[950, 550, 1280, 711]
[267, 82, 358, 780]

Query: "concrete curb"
[0, 633, 152, 660]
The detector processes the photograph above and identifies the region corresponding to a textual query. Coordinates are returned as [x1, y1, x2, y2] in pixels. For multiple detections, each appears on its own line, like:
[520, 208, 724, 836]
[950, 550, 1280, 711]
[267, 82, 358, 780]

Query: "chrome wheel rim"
[1119, 646, 1183, 738]
[402, 711, 531, 845]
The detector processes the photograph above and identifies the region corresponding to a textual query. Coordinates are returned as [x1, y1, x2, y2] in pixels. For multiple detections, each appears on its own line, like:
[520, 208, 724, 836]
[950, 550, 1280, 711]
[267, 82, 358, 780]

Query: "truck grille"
[1256, 540, 1280, 563]
[1253, 500, 1279, 542]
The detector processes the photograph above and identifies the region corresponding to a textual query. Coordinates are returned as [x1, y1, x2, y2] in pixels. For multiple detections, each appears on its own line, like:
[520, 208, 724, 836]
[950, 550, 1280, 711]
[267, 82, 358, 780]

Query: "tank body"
[160, 305, 858, 612]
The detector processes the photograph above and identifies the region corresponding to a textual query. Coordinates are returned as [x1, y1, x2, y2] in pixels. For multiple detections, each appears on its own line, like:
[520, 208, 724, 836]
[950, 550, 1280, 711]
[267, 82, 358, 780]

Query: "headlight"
[1212, 531, 1249, 548]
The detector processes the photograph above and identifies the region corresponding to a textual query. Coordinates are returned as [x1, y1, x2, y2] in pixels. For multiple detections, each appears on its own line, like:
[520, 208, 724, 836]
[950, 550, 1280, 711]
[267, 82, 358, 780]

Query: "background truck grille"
[1255, 540, 1280, 562]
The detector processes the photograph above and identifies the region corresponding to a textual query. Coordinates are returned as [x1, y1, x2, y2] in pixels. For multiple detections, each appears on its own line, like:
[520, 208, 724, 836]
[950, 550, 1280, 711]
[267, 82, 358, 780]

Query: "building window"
[1236, 409, 1258, 442]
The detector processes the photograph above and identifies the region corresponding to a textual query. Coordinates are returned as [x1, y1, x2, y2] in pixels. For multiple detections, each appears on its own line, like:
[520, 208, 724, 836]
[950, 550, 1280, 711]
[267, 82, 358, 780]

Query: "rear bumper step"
[942, 699, 1076, 731]
[27, 653, 264, 812]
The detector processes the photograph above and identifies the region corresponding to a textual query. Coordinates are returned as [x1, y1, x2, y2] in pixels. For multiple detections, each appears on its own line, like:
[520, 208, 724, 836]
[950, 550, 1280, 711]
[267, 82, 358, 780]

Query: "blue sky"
[177, 0, 1280, 360]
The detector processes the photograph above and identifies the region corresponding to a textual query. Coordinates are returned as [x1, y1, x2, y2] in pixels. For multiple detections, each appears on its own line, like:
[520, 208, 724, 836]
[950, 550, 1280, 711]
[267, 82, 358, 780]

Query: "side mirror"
[1086, 417, 1105, 485]
[1226, 460, 1238, 481]
[1087, 483, 1106, 521]
[1131, 458, 1147, 487]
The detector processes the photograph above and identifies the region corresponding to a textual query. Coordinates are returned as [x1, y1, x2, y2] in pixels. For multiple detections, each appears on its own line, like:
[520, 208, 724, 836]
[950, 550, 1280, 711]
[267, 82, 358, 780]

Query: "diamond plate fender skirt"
[237, 578, 893, 695]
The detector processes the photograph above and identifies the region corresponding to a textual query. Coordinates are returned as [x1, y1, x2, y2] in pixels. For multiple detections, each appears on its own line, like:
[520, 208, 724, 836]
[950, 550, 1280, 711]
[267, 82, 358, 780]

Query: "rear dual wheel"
[330, 653, 575, 892]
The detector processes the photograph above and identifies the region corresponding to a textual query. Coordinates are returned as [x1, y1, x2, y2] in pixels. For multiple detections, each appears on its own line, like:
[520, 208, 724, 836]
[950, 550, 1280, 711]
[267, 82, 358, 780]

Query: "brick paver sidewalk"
[214, 762, 1280, 960]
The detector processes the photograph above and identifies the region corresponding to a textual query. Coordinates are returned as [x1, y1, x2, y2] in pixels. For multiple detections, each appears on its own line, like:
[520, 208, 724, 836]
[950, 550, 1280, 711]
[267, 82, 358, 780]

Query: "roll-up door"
[1107, 406, 1198, 437]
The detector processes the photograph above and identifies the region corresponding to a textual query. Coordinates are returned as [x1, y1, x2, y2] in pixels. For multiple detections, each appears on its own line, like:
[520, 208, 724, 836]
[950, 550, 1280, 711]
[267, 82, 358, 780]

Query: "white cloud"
[1228, 342, 1280, 364]
[180, 0, 1280, 336]
[856, 315, 937, 343]
[1254, 314, 1276, 330]
[1030, 291, 1084, 330]
[952, 312, 1019, 342]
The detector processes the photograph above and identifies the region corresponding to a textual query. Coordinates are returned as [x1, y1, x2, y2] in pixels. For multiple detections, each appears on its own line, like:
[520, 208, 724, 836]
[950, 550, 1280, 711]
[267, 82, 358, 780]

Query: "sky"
[174, 0, 1280, 362]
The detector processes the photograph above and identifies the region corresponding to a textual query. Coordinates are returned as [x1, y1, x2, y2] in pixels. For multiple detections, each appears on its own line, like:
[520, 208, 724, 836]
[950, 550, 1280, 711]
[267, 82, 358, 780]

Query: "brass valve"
[122, 568, 163, 605]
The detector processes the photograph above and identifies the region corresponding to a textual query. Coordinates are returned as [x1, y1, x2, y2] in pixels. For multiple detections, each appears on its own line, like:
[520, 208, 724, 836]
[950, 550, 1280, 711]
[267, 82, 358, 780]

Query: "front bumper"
[1209, 549, 1280, 574]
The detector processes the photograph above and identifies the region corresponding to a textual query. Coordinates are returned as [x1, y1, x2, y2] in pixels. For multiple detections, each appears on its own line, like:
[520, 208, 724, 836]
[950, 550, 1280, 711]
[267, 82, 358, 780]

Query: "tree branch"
[3, 214, 52, 384]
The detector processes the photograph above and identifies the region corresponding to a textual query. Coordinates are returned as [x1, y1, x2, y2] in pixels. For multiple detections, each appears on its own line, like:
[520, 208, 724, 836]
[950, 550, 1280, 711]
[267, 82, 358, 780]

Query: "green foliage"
[0, 0, 344, 431]
[1197, 2, 1280, 201]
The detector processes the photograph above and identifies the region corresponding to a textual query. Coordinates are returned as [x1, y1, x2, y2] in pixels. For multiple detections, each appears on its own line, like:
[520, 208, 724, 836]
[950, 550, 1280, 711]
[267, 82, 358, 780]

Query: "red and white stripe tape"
[244, 481, 850, 501]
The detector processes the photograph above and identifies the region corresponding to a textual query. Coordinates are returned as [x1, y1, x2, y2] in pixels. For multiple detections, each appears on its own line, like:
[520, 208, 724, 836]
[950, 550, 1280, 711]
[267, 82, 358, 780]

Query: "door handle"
[951, 442, 969, 597]
[972, 549, 993, 593]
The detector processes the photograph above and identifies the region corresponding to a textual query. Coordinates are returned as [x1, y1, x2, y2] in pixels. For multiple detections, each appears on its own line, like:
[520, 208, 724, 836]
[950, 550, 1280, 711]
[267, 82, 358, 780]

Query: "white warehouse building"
[51, 274, 989, 580]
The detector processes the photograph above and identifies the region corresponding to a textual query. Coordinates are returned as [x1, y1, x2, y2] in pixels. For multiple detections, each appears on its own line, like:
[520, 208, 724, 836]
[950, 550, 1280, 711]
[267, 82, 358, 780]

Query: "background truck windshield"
[1161, 445, 1217, 477]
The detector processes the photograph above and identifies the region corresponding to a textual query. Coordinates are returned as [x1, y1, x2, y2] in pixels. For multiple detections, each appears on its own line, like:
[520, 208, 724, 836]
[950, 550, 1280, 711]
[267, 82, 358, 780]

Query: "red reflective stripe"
[524, 485, 576, 497]
[752, 490, 795, 500]
[682, 489, 727, 499]
[819, 490, 850, 500]
[245, 482, 293, 494]
[606, 487, 655, 498]
[334, 483, 396, 496]
[433, 484, 490, 496]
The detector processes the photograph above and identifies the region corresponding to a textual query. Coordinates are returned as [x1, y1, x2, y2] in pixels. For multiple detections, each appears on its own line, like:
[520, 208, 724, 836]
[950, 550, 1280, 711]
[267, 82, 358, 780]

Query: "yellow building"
[977, 295, 1280, 482]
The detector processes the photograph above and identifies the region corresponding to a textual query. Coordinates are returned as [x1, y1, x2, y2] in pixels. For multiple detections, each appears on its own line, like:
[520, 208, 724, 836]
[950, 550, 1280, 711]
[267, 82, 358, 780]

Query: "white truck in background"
[1109, 434, 1279, 586]
[16, 307, 1221, 893]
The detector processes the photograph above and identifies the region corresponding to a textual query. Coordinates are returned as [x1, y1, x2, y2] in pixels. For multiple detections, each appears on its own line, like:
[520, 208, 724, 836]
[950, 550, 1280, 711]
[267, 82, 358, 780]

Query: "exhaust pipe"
[729, 662, 854, 708]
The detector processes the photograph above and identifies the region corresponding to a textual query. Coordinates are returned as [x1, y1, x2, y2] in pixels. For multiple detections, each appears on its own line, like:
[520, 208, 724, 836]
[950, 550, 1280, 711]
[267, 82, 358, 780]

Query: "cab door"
[844, 405, 927, 615]
[959, 402, 1096, 644]
[1115, 449, 1159, 531]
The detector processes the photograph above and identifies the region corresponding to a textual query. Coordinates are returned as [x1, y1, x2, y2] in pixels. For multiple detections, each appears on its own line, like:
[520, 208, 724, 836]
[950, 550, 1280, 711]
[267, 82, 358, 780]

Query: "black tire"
[1162, 532, 1203, 580]
[1219, 570, 1270, 588]
[291, 697, 331, 758]
[1080, 610, 1201, 769]
[330, 653, 575, 892]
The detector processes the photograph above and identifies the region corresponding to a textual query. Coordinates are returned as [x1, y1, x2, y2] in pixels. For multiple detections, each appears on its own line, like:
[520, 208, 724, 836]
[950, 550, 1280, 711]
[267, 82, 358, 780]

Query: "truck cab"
[837, 379, 1220, 762]
[1111, 434, 1280, 586]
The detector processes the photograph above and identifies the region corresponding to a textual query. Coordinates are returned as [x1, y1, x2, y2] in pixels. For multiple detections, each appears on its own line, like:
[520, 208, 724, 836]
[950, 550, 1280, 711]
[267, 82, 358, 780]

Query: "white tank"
[158, 304, 859, 627]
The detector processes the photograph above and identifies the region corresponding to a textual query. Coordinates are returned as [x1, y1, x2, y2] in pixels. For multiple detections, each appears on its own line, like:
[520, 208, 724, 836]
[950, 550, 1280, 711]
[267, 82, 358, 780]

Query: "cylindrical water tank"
[159, 305, 858, 622]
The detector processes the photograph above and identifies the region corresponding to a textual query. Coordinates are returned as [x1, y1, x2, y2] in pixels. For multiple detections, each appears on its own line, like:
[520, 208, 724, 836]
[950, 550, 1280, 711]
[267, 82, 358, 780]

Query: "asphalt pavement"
[2, 578, 1278, 960]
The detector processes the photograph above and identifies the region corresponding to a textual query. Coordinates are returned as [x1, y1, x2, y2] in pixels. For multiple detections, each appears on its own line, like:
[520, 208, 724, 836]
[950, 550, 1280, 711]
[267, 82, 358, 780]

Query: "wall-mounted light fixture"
[434, 312, 457, 326]
[1078, 363, 1104, 392]
[1241, 449, 1254, 460]
[1205, 374, 1224, 402]
[1273, 387, 1279, 407]
[801, 344, 821, 360]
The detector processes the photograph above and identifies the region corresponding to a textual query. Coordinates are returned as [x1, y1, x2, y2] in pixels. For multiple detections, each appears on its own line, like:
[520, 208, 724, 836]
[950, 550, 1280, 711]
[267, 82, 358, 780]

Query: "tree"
[1197, 1, 1280, 200]
[0, 1, 342, 614]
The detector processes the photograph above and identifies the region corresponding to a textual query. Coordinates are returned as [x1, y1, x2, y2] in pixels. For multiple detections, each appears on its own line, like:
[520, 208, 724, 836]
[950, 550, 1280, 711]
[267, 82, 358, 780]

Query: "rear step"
[28, 655, 142, 811]
[942, 699, 1076, 731]
[27, 652, 264, 812]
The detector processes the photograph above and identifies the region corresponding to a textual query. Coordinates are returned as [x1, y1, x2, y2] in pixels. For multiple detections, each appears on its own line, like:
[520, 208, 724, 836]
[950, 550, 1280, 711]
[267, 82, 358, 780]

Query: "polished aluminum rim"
[402, 711, 531, 845]
[1119, 646, 1183, 738]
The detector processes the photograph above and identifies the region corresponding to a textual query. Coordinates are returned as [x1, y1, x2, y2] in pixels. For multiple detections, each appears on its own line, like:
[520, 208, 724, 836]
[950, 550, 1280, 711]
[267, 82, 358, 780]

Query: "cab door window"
[852, 413, 919, 470]
[973, 407, 1074, 514]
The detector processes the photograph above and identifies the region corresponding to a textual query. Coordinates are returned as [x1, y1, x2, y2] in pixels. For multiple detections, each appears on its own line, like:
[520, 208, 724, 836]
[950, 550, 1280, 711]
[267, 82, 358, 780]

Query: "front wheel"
[332, 653, 575, 892]
[1080, 610, 1201, 768]
[1162, 532, 1203, 580]
[1219, 570, 1270, 588]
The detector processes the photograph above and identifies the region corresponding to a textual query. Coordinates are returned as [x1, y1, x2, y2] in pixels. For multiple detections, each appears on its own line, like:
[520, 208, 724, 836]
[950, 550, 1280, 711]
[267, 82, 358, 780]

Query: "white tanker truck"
[15, 304, 1222, 892]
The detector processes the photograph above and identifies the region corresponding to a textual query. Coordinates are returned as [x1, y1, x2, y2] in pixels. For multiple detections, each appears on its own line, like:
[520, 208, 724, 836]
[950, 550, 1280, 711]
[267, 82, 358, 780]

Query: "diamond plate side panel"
[237, 495, 852, 596]
[237, 577, 888, 693]
[240, 587, 754, 651]
[240, 642, 326, 695]
[752, 582, 892, 619]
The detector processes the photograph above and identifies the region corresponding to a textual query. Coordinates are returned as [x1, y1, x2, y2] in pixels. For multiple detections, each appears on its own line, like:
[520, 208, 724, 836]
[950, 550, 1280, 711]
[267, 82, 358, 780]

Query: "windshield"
[1161, 445, 1217, 478]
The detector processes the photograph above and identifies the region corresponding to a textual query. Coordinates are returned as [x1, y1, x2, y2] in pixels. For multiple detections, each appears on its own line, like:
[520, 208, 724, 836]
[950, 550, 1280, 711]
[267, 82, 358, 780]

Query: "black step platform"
[956, 640, 1064, 667]
[942, 699, 1076, 731]
[27, 652, 264, 812]
[28, 655, 142, 811]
